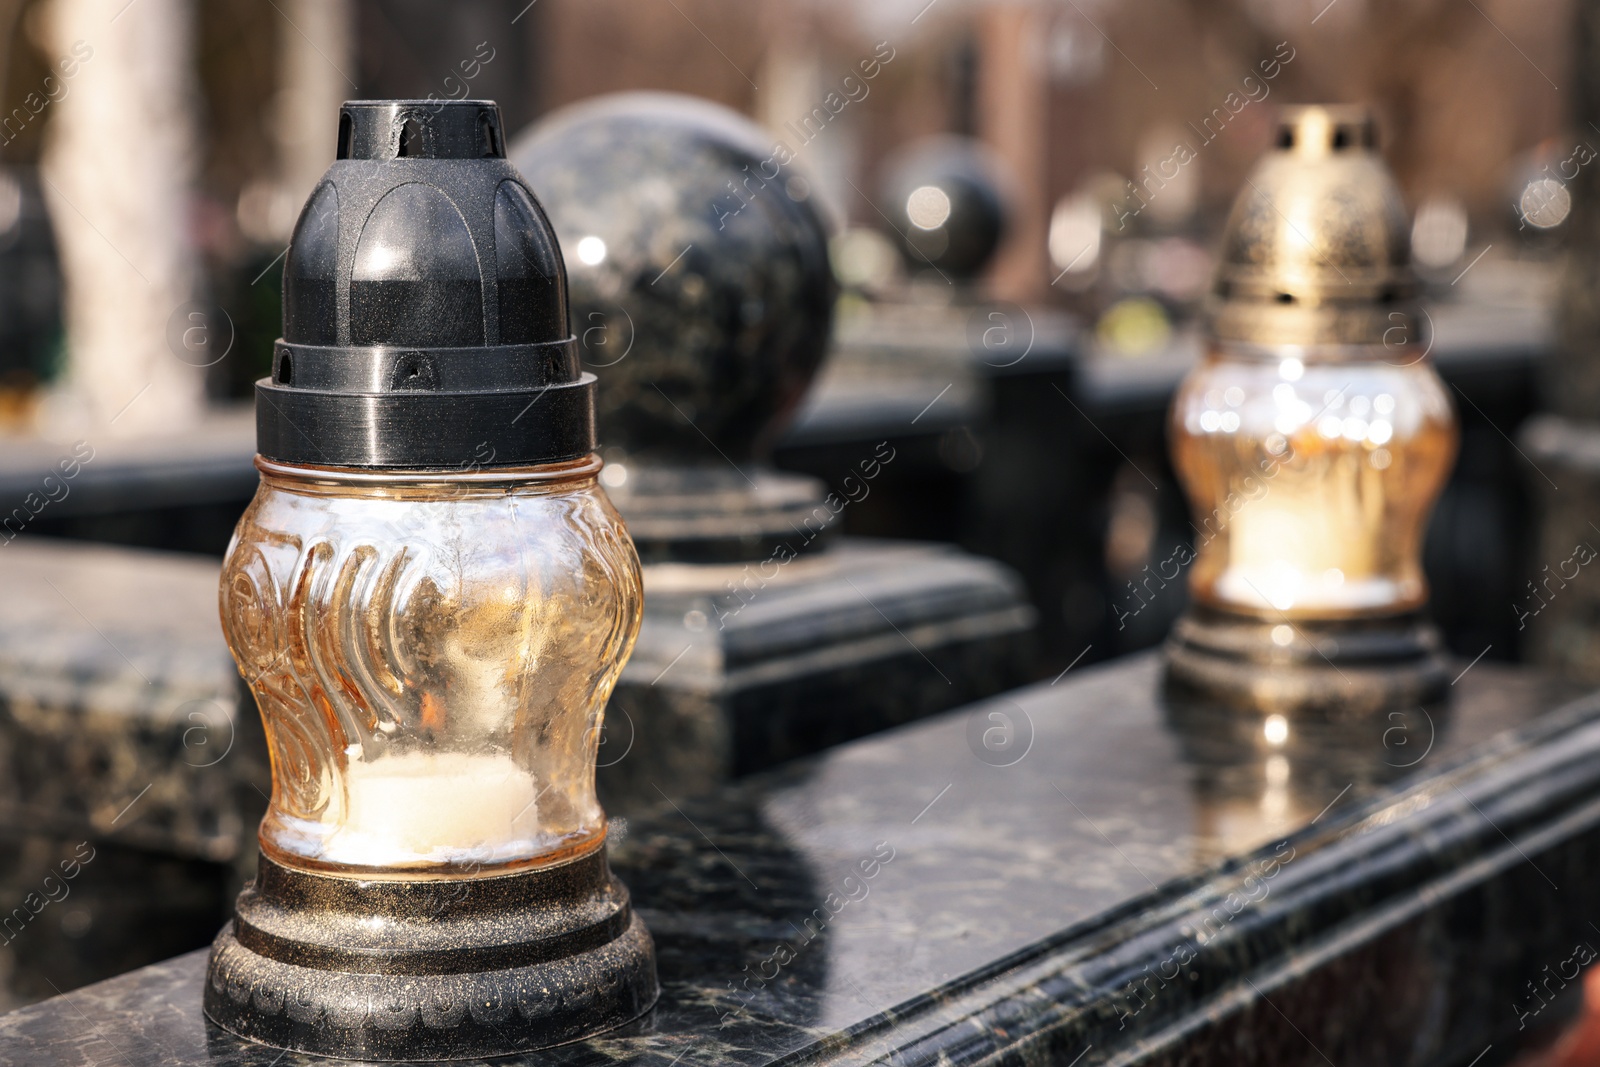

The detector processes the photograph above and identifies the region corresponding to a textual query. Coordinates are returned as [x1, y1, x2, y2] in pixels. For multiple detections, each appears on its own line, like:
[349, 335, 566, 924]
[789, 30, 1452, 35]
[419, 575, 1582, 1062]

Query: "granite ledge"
[0, 654, 1593, 1067]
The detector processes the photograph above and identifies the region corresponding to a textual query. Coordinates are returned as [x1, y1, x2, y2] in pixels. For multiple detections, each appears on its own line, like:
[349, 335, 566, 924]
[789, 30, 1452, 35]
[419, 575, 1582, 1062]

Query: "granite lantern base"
[594, 460, 1035, 812]
[203, 849, 656, 1061]
[1164, 606, 1451, 717]
[599, 536, 1035, 812]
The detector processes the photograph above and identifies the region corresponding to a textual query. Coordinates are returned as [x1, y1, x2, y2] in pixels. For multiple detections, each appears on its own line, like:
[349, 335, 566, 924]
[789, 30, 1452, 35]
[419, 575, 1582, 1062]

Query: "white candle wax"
[1219, 493, 1384, 612]
[321, 751, 541, 868]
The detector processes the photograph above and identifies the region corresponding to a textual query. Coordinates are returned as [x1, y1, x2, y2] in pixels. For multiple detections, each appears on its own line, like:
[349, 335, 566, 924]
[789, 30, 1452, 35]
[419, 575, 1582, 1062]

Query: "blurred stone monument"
[0, 168, 63, 417]
[1522, 1, 1600, 679]
[37, 0, 203, 434]
[0, 539, 267, 1008]
[512, 93, 1036, 810]
[801, 135, 1082, 675]
[234, 0, 351, 243]
[808, 135, 1043, 430]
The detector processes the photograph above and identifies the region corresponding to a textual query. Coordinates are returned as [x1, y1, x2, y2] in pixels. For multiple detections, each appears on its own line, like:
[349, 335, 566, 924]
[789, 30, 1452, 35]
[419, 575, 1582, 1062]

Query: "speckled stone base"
[605, 463, 838, 564]
[202, 849, 657, 1061]
[1, 655, 1590, 1067]
[1164, 606, 1450, 716]
[602, 539, 1035, 811]
[0, 540, 268, 1009]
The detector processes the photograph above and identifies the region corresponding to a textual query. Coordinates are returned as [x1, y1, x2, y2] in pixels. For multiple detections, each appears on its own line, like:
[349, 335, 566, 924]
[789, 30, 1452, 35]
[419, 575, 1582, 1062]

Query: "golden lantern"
[1165, 105, 1458, 715]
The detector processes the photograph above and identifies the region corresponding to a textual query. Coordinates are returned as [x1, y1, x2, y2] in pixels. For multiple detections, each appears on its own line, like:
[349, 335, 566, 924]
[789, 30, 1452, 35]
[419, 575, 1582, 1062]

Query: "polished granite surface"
[0, 532, 1028, 1009]
[0, 539, 253, 862]
[0, 652, 1592, 1065]
[0, 540, 268, 1008]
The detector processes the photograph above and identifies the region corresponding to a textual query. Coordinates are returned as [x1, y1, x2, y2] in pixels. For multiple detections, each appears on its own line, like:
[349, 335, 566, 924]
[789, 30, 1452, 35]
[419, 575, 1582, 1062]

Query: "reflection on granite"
[4, 652, 1597, 1064]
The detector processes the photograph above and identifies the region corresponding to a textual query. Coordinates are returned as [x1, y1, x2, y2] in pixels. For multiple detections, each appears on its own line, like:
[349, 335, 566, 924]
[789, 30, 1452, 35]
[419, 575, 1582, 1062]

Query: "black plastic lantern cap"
[258, 99, 595, 469]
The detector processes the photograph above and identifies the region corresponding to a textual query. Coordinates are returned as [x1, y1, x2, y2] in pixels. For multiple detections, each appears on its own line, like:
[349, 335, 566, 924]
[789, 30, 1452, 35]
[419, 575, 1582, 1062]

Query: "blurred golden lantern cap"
[1210, 104, 1419, 347]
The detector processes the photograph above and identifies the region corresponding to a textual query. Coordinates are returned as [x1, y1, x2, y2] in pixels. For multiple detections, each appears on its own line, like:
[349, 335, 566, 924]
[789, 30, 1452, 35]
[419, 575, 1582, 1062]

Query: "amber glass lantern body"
[1171, 342, 1456, 620]
[222, 456, 641, 878]
[204, 99, 657, 1061]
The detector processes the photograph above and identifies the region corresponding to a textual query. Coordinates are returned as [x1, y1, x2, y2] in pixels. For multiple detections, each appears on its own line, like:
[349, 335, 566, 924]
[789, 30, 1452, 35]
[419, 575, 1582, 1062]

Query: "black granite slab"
[3, 652, 1596, 1066]
[0, 540, 262, 862]
[0, 410, 257, 555]
[0, 531, 1026, 1008]
[603, 539, 1034, 811]
[0, 540, 269, 1008]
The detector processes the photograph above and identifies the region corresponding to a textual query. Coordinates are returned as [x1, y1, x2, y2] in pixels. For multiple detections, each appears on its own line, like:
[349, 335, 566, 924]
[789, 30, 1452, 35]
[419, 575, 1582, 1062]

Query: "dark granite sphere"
[510, 93, 835, 464]
[879, 135, 1010, 280]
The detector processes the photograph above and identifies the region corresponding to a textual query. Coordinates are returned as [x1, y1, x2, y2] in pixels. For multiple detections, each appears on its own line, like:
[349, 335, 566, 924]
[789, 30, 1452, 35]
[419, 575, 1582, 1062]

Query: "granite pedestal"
[1520, 0, 1600, 685]
[497, 96, 1041, 814]
[603, 538, 1034, 811]
[0, 539, 268, 1010]
[3, 652, 1594, 1065]
[0, 530, 1028, 1013]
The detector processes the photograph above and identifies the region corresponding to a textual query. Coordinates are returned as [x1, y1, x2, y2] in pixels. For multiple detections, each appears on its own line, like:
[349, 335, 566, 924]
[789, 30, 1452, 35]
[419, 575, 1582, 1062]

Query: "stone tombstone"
[1522, 1, 1600, 678]
[511, 93, 1035, 810]
[3, 650, 1595, 1067]
[0, 539, 268, 1009]
[879, 134, 1011, 282]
